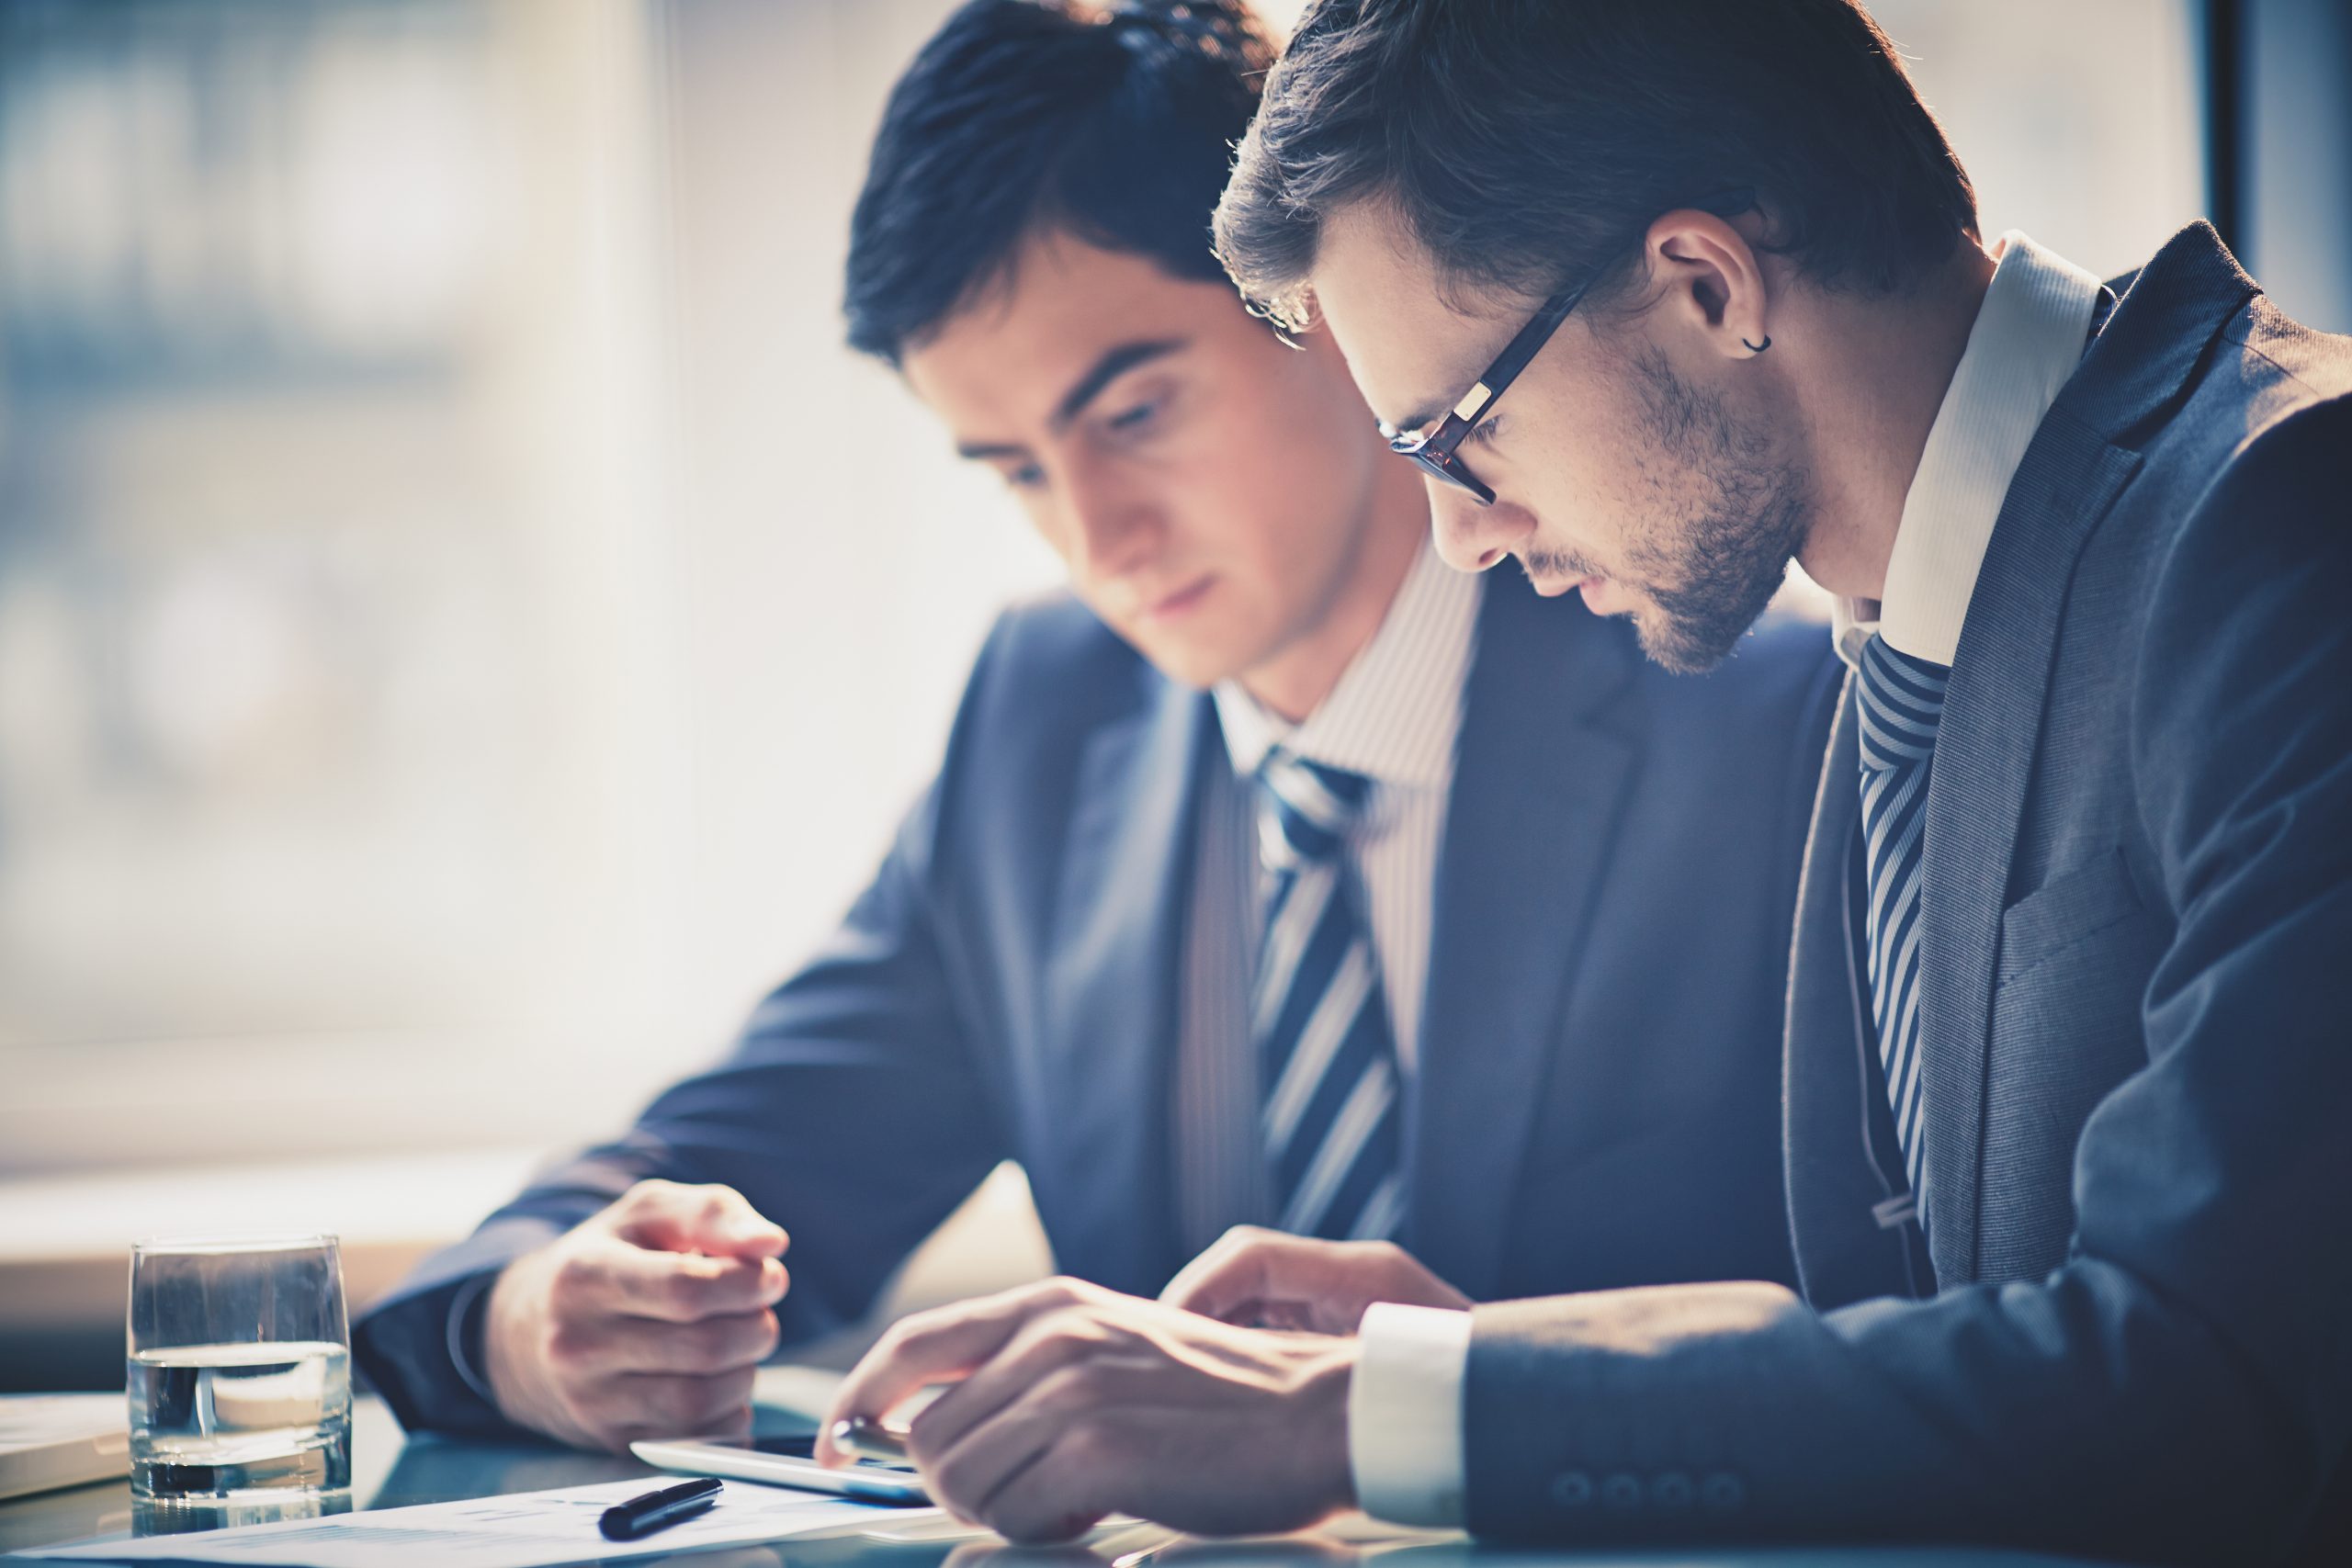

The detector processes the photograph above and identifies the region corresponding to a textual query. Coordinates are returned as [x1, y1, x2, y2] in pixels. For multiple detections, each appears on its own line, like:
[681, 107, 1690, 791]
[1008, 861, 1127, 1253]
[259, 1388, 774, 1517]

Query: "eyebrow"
[1386, 400, 1446, 438]
[953, 337, 1189, 461]
[1386, 376, 1488, 441]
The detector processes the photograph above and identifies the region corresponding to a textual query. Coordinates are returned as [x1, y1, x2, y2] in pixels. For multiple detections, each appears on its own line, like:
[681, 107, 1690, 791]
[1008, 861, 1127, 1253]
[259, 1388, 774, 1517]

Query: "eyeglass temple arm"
[1453, 187, 1759, 425]
[1453, 287, 1584, 423]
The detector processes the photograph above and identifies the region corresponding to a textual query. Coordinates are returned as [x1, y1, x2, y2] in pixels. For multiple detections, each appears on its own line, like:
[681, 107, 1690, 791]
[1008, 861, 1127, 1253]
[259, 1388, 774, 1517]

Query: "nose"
[1429, 480, 1532, 574]
[1060, 458, 1162, 584]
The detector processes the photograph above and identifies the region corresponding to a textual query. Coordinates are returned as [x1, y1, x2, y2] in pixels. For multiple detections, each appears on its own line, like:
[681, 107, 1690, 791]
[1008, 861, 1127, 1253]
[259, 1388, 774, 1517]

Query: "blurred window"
[1866, 0, 2205, 278]
[0, 0, 700, 1168]
[0, 0, 1060, 1174]
[0, 0, 2219, 1173]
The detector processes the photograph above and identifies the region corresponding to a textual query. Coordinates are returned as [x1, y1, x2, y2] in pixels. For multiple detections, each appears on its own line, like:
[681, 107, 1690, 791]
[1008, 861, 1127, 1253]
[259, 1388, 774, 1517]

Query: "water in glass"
[127, 1235, 351, 1505]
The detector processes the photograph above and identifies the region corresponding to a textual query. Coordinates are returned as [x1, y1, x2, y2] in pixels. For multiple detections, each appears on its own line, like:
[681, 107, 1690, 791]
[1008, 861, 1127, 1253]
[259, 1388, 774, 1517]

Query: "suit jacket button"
[1702, 1472, 1746, 1512]
[1549, 1472, 1592, 1509]
[1653, 1472, 1696, 1509]
[1602, 1473, 1643, 1510]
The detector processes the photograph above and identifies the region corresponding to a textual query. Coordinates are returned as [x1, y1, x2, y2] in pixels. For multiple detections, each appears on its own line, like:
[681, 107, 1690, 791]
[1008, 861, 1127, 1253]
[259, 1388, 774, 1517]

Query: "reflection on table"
[0, 1396, 2112, 1568]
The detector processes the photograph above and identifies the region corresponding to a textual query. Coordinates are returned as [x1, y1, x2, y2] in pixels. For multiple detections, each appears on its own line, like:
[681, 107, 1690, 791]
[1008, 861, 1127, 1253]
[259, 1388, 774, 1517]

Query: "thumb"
[613, 1181, 790, 1260]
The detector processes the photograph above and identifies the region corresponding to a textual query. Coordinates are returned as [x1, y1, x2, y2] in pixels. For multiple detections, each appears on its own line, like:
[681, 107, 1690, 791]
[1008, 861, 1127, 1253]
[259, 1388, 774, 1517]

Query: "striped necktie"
[1855, 633, 1951, 1209]
[1251, 750, 1405, 1241]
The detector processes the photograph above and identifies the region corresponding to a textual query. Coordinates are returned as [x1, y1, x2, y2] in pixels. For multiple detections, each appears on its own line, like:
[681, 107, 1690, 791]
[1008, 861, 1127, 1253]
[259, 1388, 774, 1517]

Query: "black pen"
[599, 1475, 723, 1540]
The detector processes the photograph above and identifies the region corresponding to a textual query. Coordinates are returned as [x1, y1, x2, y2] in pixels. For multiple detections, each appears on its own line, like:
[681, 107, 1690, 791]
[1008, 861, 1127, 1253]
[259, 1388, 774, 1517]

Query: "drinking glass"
[126, 1235, 352, 1505]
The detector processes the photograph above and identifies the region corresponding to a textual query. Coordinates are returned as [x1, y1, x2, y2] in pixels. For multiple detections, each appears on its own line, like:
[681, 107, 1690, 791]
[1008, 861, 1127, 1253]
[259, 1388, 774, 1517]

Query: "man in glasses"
[354, 0, 1839, 1457]
[822, 0, 2352, 1559]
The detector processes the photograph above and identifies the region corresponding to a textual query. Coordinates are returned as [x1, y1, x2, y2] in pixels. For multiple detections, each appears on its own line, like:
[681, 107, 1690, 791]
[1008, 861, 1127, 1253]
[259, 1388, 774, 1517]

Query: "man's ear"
[1647, 210, 1773, 360]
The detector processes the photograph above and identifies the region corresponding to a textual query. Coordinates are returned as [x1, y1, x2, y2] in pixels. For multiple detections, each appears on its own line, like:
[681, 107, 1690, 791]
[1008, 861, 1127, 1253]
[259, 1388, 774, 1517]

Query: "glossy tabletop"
[2, 1398, 2111, 1568]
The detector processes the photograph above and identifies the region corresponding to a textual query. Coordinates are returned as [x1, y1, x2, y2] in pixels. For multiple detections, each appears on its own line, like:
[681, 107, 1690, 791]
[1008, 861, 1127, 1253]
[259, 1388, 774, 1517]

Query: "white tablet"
[628, 1432, 930, 1505]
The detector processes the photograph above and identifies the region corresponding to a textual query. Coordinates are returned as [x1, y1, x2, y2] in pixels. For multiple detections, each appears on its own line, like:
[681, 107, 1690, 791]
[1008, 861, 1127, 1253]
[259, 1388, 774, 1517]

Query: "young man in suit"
[820, 1, 2352, 1560]
[352, 0, 1839, 1454]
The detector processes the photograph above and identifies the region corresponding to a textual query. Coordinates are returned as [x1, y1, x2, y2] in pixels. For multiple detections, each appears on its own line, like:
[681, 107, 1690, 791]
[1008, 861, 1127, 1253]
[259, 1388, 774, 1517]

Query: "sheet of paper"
[16, 1478, 933, 1567]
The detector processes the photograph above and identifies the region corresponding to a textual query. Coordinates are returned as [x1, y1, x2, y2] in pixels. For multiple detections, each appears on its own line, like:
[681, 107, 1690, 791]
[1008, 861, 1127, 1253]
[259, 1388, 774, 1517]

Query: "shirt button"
[1702, 1472, 1747, 1512]
[1549, 1472, 1593, 1509]
[1602, 1473, 1643, 1510]
[1653, 1472, 1696, 1509]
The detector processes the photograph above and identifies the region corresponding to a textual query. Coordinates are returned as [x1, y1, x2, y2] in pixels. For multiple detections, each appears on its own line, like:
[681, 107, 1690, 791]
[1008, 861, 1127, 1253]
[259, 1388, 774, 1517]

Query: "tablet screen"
[750, 1434, 919, 1474]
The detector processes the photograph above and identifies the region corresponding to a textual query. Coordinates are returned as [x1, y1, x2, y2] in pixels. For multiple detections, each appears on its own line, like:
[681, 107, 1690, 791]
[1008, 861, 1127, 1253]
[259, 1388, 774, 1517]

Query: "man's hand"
[482, 1179, 789, 1452]
[817, 1277, 1357, 1543]
[1159, 1226, 1469, 1334]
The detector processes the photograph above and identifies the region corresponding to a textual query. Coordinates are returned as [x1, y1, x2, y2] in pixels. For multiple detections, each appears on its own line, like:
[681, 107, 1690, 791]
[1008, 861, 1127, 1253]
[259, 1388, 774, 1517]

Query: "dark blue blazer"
[356, 570, 1840, 1438]
[1461, 225, 2352, 1563]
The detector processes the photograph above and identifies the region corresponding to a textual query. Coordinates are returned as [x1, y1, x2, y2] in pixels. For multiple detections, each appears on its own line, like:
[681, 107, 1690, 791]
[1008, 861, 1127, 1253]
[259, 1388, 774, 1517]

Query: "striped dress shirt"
[1173, 540, 1483, 1254]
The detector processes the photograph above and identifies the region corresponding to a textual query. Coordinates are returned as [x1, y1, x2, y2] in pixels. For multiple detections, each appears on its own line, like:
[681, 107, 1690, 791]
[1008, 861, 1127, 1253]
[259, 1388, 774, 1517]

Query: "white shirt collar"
[1214, 538, 1480, 789]
[1830, 231, 2104, 669]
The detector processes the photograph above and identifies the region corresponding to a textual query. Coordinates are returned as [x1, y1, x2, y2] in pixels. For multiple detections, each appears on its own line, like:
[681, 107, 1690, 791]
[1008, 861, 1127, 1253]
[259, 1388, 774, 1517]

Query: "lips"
[1138, 577, 1215, 621]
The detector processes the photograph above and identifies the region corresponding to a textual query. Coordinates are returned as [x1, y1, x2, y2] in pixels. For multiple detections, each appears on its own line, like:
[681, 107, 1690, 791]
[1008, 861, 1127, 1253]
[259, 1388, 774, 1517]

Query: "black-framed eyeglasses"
[1382, 189, 1757, 505]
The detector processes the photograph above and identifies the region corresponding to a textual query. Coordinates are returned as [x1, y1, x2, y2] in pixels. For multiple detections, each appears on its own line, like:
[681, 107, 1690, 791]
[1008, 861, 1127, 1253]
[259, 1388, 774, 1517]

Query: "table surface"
[2, 1398, 2112, 1568]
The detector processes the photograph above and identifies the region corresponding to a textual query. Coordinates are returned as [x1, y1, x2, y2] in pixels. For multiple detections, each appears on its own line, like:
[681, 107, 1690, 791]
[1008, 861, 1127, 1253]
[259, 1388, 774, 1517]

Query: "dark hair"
[1215, 0, 1980, 333]
[844, 0, 1277, 365]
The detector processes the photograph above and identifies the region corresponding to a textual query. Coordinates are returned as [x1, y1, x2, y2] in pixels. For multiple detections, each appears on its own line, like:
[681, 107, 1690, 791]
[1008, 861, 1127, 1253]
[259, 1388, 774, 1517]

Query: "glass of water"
[127, 1235, 352, 1506]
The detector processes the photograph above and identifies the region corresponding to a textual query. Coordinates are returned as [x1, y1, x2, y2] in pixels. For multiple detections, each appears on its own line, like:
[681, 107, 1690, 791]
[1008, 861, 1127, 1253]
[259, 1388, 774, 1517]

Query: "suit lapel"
[1917, 423, 2138, 1281]
[1409, 578, 1639, 1301]
[1775, 222, 2259, 1291]
[1037, 672, 1213, 1296]
[1915, 224, 2253, 1280]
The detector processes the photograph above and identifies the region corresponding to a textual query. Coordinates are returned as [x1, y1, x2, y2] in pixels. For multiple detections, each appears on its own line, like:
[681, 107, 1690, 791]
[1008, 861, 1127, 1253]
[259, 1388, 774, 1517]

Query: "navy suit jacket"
[356, 570, 1840, 1438]
[1462, 225, 2352, 1563]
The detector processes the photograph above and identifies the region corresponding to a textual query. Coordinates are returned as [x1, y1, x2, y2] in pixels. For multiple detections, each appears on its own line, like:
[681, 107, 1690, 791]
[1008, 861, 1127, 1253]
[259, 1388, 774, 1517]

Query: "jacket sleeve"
[352, 636, 1022, 1438]
[1458, 397, 2352, 1564]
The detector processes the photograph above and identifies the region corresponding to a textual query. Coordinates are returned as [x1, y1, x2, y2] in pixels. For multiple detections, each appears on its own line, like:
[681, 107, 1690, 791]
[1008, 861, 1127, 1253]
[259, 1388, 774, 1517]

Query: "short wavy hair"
[845, 0, 1278, 366]
[1215, 0, 1980, 333]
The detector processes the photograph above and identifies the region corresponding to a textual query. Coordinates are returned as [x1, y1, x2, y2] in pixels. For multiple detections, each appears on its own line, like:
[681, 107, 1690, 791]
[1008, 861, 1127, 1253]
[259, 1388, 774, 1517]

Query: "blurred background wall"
[2, 0, 2346, 1392]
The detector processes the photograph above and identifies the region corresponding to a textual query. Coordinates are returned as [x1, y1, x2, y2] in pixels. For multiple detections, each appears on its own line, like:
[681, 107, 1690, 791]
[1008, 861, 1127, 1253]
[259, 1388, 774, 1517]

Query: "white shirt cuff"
[1349, 1302, 1471, 1527]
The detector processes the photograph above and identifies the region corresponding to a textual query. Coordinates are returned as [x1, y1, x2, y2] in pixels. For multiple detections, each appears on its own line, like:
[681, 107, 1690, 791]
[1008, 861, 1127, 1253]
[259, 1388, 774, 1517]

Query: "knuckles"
[651, 1266, 707, 1317]
[997, 1305, 1119, 1389]
[615, 1176, 741, 1224]
[541, 1319, 597, 1375]
[1025, 1360, 1105, 1416]
[679, 1310, 777, 1373]
[1028, 1275, 1096, 1313]
[660, 1254, 763, 1317]
[616, 1178, 683, 1213]
[1030, 1300, 1102, 1343]
[871, 1314, 923, 1359]
[1211, 1225, 1286, 1268]
[548, 1248, 603, 1303]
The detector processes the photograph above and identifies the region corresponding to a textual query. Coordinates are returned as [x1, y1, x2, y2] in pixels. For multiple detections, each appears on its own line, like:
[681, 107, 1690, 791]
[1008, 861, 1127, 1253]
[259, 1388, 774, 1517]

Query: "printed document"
[17, 1478, 930, 1567]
